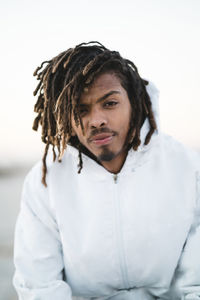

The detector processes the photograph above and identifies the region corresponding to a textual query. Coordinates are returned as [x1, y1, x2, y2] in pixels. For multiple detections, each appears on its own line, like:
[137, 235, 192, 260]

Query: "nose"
[89, 108, 107, 129]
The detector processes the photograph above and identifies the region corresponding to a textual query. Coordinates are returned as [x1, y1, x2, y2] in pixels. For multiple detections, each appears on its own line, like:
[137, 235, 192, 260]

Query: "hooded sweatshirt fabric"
[13, 82, 200, 300]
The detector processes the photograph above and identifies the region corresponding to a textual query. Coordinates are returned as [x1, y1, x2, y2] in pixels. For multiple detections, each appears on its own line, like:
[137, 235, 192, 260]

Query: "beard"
[97, 146, 116, 162]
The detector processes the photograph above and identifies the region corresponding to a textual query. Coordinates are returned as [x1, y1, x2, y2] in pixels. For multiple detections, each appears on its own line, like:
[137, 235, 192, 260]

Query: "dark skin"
[71, 72, 134, 174]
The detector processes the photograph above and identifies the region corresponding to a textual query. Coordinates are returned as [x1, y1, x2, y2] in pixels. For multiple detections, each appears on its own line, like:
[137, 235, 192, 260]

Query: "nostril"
[90, 119, 107, 129]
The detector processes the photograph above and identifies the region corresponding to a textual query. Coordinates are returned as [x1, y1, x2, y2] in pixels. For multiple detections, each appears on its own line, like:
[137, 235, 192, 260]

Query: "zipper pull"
[113, 174, 118, 183]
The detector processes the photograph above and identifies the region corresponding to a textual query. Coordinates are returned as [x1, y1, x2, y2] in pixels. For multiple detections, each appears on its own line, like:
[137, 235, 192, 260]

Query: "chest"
[49, 160, 196, 297]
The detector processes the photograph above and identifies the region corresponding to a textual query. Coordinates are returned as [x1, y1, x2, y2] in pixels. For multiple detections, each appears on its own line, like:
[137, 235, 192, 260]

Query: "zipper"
[113, 174, 130, 289]
[113, 174, 118, 183]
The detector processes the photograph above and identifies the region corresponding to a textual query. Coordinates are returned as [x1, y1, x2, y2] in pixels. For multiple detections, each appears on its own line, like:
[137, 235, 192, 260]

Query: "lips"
[90, 133, 114, 146]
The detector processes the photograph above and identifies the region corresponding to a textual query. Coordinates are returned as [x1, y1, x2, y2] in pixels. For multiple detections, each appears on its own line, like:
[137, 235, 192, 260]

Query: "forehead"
[80, 72, 124, 104]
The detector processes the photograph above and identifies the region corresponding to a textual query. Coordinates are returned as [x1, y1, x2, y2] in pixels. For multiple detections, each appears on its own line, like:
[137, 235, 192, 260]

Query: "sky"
[0, 0, 200, 166]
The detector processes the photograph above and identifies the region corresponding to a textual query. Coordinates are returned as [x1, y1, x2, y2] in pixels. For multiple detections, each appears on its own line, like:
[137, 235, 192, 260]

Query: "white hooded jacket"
[13, 82, 200, 300]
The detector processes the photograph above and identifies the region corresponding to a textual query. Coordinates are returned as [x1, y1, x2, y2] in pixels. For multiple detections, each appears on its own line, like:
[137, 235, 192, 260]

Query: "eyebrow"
[79, 90, 121, 107]
[96, 90, 121, 103]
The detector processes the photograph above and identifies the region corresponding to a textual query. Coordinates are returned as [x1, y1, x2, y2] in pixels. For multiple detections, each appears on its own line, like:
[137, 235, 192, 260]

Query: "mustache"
[87, 128, 117, 142]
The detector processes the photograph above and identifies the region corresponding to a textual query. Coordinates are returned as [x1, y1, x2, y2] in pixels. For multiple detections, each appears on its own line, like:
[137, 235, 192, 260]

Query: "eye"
[104, 100, 118, 108]
[79, 106, 88, 116]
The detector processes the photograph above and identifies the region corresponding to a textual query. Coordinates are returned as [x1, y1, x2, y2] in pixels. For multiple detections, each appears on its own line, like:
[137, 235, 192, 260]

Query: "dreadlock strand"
[142, 100, 149, 116]
[66, 86, 73, 135]
[55, 83, 71, 113]
[58, 132, 69, 162]
[78, 146, 83, 173]
[52, 145, 57, 162]
[125, 59, 139, 75]
[33, 80, 43, 96]
[47, 103, 53, 137]
[132, 128, 141, 150]
[82, 51, 118, 81]
[33, 60, 51, 77]
[142, 86, 157, 145]
[63, 48, 84, 69]
[32, 112, 42, 131]
[52, 50, 72, 73]
[36, 63, 52, 82]
[75, 41, 107, 50]
[62, 85, 68, 134]
[144, 128, 155, 146]
[41, 82, 50, 143]
[42, 142, 50, 187]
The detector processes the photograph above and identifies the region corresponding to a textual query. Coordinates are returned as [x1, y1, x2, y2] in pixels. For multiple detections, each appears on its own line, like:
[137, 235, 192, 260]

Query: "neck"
[100, 149, 128, 174]
[70, 141, 129, 174]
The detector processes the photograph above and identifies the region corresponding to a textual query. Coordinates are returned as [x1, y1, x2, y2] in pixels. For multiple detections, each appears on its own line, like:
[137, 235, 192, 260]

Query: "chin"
[97, 148, 115, 162]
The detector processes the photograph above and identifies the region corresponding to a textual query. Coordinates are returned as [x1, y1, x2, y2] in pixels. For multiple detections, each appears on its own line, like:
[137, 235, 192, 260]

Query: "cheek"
[119, 110, 132, 132]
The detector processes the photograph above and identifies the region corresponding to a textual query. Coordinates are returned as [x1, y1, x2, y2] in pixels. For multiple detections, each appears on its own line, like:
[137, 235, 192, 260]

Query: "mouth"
[90, 133, 114, 146]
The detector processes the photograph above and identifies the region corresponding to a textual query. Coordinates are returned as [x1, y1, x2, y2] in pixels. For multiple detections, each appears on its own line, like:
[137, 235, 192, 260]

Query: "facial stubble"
[97, 146, 116, 162]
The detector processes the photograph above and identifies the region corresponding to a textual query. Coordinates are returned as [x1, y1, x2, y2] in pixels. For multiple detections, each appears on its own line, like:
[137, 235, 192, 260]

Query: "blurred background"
[0, 0, 200, 299]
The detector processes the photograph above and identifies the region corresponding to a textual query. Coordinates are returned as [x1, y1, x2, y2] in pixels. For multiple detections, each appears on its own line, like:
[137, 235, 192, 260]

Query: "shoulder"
[20, 148, 75, 227]
[25, 145, 78, 187]
[22, 145, 80, 210]
[21, 160, 50, 218]
[18, 157, 63, 240]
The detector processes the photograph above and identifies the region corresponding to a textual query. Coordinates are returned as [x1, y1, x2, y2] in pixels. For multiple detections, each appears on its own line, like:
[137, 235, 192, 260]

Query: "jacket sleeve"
[13, 163, 73, 300]
[169, 171, 200, 300]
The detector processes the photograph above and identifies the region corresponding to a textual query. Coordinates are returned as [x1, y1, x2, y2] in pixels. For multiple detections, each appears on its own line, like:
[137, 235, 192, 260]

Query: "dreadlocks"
[33, 41, 157, 186]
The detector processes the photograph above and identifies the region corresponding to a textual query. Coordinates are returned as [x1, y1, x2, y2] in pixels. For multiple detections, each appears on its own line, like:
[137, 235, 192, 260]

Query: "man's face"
[71, 72, 132, 173]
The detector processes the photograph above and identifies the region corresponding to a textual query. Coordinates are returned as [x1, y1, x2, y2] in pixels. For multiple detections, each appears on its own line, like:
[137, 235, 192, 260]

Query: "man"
[13, 42, 200, 300]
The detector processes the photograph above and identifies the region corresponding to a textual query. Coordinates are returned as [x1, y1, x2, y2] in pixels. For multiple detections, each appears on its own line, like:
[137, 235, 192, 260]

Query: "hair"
[33, 41, 157, 186]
